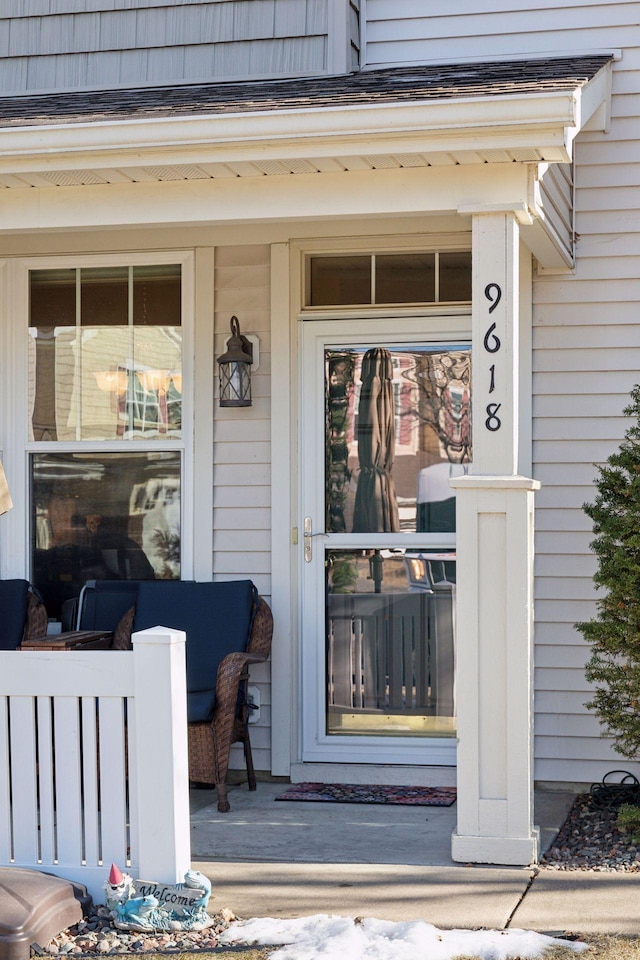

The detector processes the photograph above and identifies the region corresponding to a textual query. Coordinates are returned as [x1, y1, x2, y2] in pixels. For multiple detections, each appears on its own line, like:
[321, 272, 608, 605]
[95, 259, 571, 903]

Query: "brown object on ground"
[115, 594, 274, 815]
[0, 867, 90, 960]
[20, 630, 113, 651]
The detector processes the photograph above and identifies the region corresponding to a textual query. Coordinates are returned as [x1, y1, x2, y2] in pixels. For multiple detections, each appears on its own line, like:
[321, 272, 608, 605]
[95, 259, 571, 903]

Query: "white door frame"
[299, 315, 470, 766]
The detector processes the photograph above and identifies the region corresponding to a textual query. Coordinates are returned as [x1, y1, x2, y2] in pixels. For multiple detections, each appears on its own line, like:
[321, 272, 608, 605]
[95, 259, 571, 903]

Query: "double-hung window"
[27, 256, 190, 620]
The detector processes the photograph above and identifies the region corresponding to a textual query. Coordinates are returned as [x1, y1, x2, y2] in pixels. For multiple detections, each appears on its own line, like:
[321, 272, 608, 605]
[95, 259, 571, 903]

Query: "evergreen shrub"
[577, 385, 640, 758]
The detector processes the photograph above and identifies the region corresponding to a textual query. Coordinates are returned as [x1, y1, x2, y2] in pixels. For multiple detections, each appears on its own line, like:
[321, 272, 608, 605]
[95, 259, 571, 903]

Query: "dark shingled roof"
[0, 55, 612, 128]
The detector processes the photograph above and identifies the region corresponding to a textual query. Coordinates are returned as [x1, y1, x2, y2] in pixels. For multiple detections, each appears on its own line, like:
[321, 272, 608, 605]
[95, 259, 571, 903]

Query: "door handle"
[304, 517, 313, 562]
[303, 517, 326, 562]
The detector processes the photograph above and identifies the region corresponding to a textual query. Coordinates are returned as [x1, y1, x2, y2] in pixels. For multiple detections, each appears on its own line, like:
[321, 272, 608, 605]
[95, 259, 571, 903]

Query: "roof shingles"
[0, 56, 612, 128]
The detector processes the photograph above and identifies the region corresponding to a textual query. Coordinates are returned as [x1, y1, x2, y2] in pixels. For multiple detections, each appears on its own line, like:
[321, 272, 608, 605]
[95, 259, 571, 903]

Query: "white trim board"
[289, 763, 457, 787]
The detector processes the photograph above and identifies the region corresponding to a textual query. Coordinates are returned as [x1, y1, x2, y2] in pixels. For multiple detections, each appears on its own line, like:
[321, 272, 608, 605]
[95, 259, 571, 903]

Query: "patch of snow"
[219, 914, 588, 960]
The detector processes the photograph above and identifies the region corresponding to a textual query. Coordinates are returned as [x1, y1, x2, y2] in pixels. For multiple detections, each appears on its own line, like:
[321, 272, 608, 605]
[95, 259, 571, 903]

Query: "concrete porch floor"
[190, 780, 580, 929]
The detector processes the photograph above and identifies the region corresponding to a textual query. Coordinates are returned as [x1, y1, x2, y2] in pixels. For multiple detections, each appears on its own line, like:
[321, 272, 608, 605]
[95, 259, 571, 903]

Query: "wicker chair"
[1, 579, 48, 649]
[187, 595, 273, 812]
[114, 581, 273, 813]
[25, 590, 48, 642]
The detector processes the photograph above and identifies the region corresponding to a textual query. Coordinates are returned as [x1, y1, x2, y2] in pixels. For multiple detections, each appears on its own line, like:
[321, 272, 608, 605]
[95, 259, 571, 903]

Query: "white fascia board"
[0, 125, 572, 175]
[576, 61, 613, 134]
[520, 217, 573, 270]
[0, 90, 583, 172]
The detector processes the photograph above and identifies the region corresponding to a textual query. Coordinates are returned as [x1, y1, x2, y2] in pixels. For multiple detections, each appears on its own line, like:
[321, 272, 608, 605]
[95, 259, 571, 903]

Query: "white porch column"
[132, 627, 191, 883]
[450, 211, 540, 866]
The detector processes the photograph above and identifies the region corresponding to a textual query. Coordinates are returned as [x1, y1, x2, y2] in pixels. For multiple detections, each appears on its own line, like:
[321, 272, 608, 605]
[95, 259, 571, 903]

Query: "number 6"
[483, 322, 501, 354]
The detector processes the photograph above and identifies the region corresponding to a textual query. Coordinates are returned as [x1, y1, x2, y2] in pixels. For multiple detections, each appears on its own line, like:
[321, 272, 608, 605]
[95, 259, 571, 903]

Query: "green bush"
[616, 803, 640, 844]
[577, 385, 640, 758]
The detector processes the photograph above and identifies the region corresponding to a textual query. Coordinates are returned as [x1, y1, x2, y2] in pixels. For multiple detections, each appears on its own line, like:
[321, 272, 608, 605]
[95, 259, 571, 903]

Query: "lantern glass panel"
[220, 360, 251, 406]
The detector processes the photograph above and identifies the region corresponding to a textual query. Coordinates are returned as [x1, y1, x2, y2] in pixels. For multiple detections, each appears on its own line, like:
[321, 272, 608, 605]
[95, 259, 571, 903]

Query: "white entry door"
[300, 316, 471, 766]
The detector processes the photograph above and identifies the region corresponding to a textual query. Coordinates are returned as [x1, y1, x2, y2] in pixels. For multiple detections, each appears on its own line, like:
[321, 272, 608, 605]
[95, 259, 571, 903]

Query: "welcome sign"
[133, 879, 209, 916]
[104, 864, 213, 931]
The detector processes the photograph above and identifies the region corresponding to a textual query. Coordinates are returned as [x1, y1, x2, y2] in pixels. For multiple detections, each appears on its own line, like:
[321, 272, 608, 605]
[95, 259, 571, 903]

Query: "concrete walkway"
[190, 782, 640, 934]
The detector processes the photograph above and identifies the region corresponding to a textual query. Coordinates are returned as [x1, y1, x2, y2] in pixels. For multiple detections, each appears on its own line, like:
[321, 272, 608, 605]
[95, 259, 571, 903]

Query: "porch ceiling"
[0, 149, 557, 190]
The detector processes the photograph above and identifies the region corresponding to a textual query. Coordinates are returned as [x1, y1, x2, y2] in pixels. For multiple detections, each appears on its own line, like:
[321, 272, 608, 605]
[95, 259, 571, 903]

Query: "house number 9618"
[483, 283, 503, 432]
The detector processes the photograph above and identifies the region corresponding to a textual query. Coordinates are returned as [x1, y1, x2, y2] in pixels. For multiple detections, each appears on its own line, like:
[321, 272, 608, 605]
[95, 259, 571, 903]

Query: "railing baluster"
[37, 696, 55, 864]
[10, 696, 39, 864]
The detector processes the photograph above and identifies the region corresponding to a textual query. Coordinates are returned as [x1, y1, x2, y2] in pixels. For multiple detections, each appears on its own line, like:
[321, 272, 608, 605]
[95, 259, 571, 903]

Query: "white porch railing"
[0, 627, 191, 904]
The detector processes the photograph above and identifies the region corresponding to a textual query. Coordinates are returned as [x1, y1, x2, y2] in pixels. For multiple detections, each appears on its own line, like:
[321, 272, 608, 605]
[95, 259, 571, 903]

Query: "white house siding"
[533, 43, 640, 785]
[0, 0, 328, 94]
[536, 163, 574, 267]
[363, 1, 640, 784]
[213, 244, 272, 773]
[363, 0, 638, 67]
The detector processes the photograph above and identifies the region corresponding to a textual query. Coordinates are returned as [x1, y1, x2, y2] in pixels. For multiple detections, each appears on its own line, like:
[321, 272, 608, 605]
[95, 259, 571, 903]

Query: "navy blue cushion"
[133, 580, 256, 723]
[0, 579, 30, 650]
[79, 580, 145, 632]
[187, 689, 217, 725]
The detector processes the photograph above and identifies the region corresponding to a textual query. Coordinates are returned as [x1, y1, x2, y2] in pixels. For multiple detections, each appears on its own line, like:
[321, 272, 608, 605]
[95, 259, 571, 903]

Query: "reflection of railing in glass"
[326, 551, 455, 737]
[327, 592, 455, 729]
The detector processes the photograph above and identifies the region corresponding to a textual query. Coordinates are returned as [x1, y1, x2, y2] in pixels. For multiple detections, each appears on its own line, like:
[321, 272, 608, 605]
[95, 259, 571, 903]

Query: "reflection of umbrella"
[352, 348, 400, 533]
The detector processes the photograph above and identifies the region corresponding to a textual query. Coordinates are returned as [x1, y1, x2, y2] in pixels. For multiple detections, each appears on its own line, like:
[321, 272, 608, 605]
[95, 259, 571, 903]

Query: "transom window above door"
[29, 264, 182, 442]
[306, 250, 471, 308]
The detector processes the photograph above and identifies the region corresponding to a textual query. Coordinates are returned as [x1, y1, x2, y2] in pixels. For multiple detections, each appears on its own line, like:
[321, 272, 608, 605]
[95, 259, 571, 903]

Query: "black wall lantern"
[217, 316, 254, 407]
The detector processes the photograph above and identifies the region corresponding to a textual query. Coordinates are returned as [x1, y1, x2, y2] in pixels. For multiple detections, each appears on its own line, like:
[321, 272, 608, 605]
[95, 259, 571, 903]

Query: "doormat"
[275, 783, 456, 806]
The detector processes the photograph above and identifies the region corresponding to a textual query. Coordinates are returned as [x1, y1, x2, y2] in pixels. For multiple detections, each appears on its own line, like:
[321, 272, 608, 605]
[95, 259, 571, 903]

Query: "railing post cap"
[132, 626, 186, 646]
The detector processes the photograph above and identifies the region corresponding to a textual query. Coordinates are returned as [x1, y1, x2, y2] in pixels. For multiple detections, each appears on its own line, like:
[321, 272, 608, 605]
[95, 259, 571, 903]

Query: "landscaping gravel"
[540, 792, 640, 872]
[34, 905, 235, 956]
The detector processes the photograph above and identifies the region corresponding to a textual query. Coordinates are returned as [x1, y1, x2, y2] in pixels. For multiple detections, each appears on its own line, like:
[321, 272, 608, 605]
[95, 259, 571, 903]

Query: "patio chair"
[71, 579, 160, 634]
[0, 579, 48, 649]
[115, 579, 273, 813]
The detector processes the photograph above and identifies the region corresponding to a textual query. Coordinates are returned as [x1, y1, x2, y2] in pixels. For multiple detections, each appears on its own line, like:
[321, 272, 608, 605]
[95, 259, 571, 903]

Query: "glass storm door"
[300, 318, 471, 765]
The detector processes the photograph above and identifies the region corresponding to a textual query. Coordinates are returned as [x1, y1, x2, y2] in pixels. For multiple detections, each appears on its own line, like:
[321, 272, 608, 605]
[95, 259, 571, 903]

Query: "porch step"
[0, 867, 90, 960]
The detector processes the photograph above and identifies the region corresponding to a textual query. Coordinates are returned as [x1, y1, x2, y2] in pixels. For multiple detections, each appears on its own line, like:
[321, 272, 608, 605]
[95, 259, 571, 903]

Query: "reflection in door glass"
[326, 549, 456, 737]
[325, 345, 471, 535]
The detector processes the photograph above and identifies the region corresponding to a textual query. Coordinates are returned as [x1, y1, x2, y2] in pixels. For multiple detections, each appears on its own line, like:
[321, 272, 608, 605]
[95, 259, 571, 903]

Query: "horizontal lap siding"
[214, 244, 272, 774]
[537, 163, 573, 264]
[0, 0, 328, 93]
[534, 25, 640, 782]
[364, 1, 639, 66]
